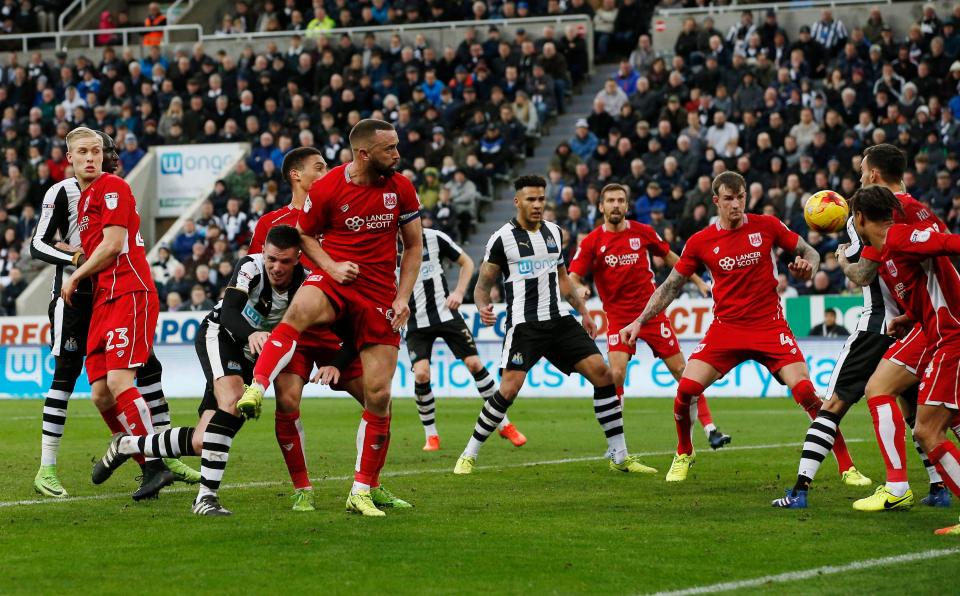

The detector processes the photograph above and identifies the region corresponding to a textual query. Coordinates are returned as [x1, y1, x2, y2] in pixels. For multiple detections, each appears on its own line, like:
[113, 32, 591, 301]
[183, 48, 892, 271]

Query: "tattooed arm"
[836, 243, 880, 286]
[474, 261, 502, 326]
[787, 236, 820, 282]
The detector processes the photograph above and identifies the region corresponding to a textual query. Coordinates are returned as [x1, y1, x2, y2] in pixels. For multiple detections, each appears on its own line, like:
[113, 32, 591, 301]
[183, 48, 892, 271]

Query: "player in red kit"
[59, 127, 169, 498]
[848, 184, 960, 535]
[568, 183, 732, 450]
[238, 119, 422, 516]
[621, 171, 866, 483]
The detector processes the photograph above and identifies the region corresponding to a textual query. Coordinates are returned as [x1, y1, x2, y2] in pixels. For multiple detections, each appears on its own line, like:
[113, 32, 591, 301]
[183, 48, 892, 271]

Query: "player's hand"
[61, 273, 82, 305]
[576, 285, 590, 301]
[390, 298, 410, 332]
[330, 261, 359, 284]
[580, 311, 597, 339]
[619, 319, 642, 346]
[887, 314, 914, 339]
[55, 242, 80, 253]
[311, 365, 341, 385]
[478, 304, 496, 326]
[247, 331, 270, 356]
[836, 244, 850, 267]
[695, 279, 711, 297]
[446, 290, 464, 310]
[788, 256, 814, 281]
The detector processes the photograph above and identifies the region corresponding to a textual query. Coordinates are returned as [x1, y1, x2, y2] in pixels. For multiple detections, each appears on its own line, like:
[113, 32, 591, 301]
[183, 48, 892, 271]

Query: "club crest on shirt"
[629, 237, 642, 250]
[748, 232, 762, 247]
[340, 204, 350, 212]
[885, 259, 898, 277]
[104, 192, 119, 210]
[545, 235, 557, 249]
[383, 192, 398, 209]
[304, 197, 312, 213]
[713, 246, 719, 254]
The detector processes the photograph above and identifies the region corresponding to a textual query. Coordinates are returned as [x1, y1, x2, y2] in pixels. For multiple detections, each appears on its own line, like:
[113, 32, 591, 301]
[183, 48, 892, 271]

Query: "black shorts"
[48, 292, 92, 359]
[406, 317, 479, 364]
[500, 316, 601, 375]
[826, 331, 897, 404]
[195, 318, 253, 414]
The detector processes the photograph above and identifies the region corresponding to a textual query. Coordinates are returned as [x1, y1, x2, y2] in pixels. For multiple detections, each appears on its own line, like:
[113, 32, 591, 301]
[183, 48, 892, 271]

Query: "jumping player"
[568, 183, 732, 451]
[405, 224, 526, 451]
[453, 175, 658, 476]
[845, 185, 960, 535]
[621, 171, 868, 484]
[238, 119, 421, 517]
[31, 131, 198, 498]
[59, 127, 169, 500]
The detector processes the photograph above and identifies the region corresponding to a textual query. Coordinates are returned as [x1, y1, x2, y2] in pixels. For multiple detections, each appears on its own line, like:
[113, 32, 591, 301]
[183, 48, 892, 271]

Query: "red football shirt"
[77, 173, 154, 304]
[675, 214, 799, 327]
[895, 191, 943, 227]
[249, 205, 316, 269]
[569, 220, 670, 326]
[298, 163, 421, 296]
[866, 224, 960, 353]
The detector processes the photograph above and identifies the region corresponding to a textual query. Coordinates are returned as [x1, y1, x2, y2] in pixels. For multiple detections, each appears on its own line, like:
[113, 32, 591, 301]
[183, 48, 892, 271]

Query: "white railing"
[657, 0, 892, 16]
[5, 24, 204, 53]
[57, 0, 88, 32]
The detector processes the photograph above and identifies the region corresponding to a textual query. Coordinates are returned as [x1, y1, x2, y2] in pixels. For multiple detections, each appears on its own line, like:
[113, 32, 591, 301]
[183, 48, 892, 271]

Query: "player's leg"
[35, 354, 84, 498]
[412, 357, 440, 449]
[274, 371, 314, 511]
[661, 351, 731, 450]
[608, 350, 630, 402]
[666, 359, 722, 481]
[464, 354, 525, 446]
[914, 403, 960, 534]
[901, 391, 951, 507]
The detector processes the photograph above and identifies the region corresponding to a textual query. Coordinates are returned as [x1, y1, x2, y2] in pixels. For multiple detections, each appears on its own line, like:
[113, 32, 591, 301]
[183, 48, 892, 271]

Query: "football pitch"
[1, 397, 957, 594]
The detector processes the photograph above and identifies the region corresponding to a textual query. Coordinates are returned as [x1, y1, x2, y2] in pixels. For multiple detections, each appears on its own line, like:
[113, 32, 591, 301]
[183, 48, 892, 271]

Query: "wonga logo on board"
[160, 152, 183, 175]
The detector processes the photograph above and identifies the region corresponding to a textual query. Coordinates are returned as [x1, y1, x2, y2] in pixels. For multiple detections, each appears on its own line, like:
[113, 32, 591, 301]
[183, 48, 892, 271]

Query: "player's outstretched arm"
[836, 242, 880, 287]
[60, 225, 125, 304]
[394, 217, 424, 330]
[474, 261, 501, 326]
[788, 236, 820, 282]
[568, 272, 591, 301]
[621, 269, 689, 345]
[559, 266, 597, 338]
[297, 225, 358, 284]
[447, 252, 475, 310]
[665, 251, 710, 296]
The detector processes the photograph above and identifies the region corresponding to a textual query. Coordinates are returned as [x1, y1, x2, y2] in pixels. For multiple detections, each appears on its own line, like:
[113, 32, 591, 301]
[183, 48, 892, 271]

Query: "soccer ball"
[804, 190, 849, 234]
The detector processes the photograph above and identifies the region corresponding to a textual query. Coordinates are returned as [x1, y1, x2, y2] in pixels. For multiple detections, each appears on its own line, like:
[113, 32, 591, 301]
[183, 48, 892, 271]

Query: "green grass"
[1, 397, 958, 595]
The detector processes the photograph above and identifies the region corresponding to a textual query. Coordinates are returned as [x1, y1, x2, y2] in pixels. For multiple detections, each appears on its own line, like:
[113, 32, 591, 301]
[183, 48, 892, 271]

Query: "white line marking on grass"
[7, 414, 100, 421]
[0, 439, 864, 509]
[648, 547, 960, 596]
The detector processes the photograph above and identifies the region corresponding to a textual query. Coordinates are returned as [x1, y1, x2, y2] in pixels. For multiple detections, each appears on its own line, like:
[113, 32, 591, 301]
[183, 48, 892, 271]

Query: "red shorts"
[607, 314, 681, 359]
[690, 320, 804, 376]
[86, 291, 159, 383]
[283, 325, 363, 389]
[303, 274, 400, 349]
[884, 324, 933, 376]
[918, 350, 960, 410]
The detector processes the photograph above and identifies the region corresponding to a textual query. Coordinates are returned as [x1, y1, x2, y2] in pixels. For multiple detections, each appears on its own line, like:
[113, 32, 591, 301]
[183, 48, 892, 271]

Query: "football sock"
[697, 394, 716, 436]
[594, 384, 627, 463]
[464, 392, 513, 458]
[370, 415, 392, 489]
[99, 403, 145, 465]
[116, 386, 157, 464]
[473, 368, 510, 430]
[867, 395, 908, 486]
[792, 379, 855, 473]
[275, 410, 311, 490]
[906, 415, 942, 485]
[137, 354, 170, 431]
[40, 356, 82, 466]
[928, 441, 960, 498]
[353, 410, 390, 493]
[615, 385, 624, 403]
[120, 427, 196, 458]
[198, 409, 244, 499]
[414, 381, 438, 437]
[675, 379, 703, 456]
[252, 322, 299, 389]
[794, 409, 841, 493]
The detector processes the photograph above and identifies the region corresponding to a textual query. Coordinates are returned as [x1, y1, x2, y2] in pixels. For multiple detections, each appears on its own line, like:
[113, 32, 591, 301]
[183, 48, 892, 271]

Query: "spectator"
[119, 133, 145, 173]
[1, 266, 25, 314]
[418, 167, 442, 210]
[810, 9, 848, 58]
[172, 219, 202, 262]
[593, 0, 618, 61]
[569, 119, 598, 160]
[808, 308, 851, 337]
[165, 291, 183, 312]
[633, 181, 666, 224]
[595, 79, 628, 117]
[224, 160, 257, 201]
[151, 244, 180, 285]
[221, 198, 249, 247]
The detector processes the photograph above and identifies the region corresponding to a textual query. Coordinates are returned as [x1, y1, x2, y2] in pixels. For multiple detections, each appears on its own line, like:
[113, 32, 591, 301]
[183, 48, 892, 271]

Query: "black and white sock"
[594, 384, 627, 464]
[414, 382, 438, 437]
[119, 427, 196, 458]
[198, 409, 245, 499]
[138, 354, 170, 431]
[472, 367, 509, 430]
[906, 416, 943, 487]
[463, 392, 513, 457]
[794, 410, 841, 492]
[40, 357, 83, 466]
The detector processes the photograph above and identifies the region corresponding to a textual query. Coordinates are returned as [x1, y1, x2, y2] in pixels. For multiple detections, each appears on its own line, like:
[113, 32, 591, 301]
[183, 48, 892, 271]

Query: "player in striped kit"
[31, 130, 198, 499]
[453, 175, 657, 475]
[404, 225, 526, 451]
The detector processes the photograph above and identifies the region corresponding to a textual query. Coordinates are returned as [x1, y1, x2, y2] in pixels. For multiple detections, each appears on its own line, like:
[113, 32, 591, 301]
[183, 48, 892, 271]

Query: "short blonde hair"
[65, 126, 102, 153]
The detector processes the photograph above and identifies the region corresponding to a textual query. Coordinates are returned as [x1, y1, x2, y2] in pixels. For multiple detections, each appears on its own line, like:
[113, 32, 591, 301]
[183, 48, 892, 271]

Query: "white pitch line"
[648, 547, 960, 596]
[0, 439, 864, 509]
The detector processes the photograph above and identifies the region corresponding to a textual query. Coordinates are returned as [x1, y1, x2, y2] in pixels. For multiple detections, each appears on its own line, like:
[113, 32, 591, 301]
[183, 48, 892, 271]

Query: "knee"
[105, 377, 131, 399]
[677, 377, 705, 399]
[275, 390, 300, 414]
[91, 387, 114, 410]
[413, 368, 431, 385]
[464, 357, 484, 375]
[913, 421, 941, 452]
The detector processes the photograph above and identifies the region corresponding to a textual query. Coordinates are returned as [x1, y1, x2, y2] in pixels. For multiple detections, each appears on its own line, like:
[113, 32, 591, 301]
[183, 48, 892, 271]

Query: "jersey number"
[135, 231, 145, 247]
[661, 323, 672, 339]
[779, 333, 795, 347]
[106, 328, 130, 351]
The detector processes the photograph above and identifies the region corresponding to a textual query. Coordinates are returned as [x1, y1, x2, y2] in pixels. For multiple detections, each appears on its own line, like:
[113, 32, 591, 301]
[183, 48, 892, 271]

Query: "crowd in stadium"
[2, 1, 960, 313]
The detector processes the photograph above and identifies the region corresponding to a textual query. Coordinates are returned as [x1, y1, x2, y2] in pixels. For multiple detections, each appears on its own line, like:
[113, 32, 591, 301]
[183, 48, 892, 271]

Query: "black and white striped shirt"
[810, 18, 848, 51]
[30, 178, 89, 298]
[484, 219, 565, 330]
[406, 228, 465, 330]
[844, 216, 898, 334]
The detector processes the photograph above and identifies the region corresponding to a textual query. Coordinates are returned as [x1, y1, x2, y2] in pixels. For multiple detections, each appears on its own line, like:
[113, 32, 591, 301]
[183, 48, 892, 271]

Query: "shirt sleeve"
[769, 216, 800, 253]
[298, 180, 330, 237]
[100, 176, 136, 229]
[398, 176, 422, 225]
[567, 230, 594, 277]
[435, 230, 464, 262]
[889, 225, 960, 259]
[230, 256, 261, 294]
[248, 218, 266, 254]
[31, 183, 74, 266]
[673, 235, 701, 277]
[642, 224, 671, 258]
[484, 233, 508, 272]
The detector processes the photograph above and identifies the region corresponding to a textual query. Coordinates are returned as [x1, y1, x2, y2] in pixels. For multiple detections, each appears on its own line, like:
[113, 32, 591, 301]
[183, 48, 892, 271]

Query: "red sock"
[929, 441, 960, 497]
[100, 403, 144, 464]
[275, 410, 310, 490]
[115, 387, 154, 436]
[867, 395, 908, 483]
[792, 380, 855, 473]
[615, 385, 624, 404]
[675, 379, 703, 455]
[354, 410, 390, 486]
[696, 394, 714, 427]
[371, 416, 392, 489]
[252, 322, 300, 389]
